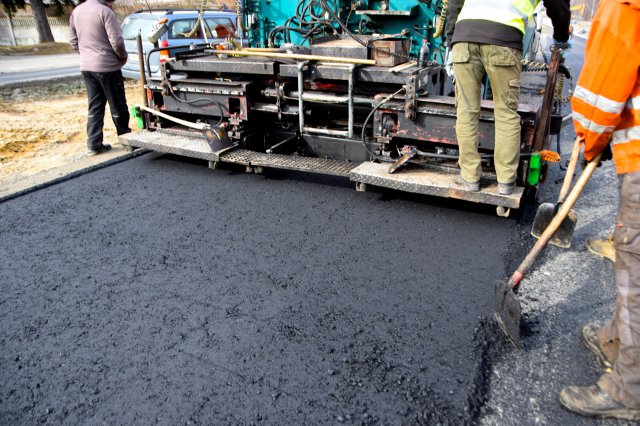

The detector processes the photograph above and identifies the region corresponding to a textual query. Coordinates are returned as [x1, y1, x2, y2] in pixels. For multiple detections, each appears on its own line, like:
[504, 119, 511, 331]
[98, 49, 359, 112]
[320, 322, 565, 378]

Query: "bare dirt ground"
[0, 80, 140, 197]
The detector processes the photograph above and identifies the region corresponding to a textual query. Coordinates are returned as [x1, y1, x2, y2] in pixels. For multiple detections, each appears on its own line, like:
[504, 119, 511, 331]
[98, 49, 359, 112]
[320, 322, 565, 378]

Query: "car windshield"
[205, 18, 236, 38]
[121, 16, 157, 40]
[167, 18, 236, 39]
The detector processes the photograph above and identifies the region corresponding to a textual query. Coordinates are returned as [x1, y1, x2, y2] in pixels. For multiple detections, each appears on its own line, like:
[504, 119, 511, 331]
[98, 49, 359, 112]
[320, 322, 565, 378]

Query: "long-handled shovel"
[494, 151, 603, 349]
[531, 136, 583, 248]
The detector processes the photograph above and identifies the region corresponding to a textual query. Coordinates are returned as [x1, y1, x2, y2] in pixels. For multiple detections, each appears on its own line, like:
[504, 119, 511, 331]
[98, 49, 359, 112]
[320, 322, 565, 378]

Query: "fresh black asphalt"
[1, 154, 516, 424]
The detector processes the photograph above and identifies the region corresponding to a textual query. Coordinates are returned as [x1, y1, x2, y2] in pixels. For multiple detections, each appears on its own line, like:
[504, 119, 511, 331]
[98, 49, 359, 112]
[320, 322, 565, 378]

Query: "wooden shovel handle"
[557, 136, 583, 204]
[509, 151, 603, 289]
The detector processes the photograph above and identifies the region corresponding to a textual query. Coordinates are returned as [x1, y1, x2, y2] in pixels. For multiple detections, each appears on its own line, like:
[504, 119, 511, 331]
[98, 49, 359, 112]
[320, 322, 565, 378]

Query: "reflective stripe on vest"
[574, 85, 627, 115]
[456, 0, 540, 34]
[612, 126, 640, 145]
[628, 95, 640, 111]
[573, 111, 616, 135]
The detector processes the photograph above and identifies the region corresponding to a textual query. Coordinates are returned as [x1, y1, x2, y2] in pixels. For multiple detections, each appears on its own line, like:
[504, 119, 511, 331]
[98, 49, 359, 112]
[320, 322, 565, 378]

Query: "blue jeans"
[81, 70, 130, 150]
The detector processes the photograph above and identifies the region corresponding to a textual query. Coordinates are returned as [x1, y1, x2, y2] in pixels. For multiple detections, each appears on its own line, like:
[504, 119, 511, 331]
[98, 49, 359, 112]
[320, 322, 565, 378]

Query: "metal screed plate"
[121, 131, 522, 207]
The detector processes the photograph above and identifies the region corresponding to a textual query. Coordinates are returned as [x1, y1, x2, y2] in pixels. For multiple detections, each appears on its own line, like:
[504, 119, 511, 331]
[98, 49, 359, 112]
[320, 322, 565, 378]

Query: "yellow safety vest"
[456, 0, 541, 35]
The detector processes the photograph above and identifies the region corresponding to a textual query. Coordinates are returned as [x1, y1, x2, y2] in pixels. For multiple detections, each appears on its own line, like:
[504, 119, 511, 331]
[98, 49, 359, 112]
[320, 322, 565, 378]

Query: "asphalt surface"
[1, 154, 514, 424]
[0, 54, 80, 87]
[1, 35, 635, 425]
[0, 66, 81, 86]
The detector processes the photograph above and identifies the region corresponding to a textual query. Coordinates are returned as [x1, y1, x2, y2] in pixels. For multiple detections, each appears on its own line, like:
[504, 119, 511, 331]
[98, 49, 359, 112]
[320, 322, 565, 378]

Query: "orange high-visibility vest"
[572, 0, 640, 174]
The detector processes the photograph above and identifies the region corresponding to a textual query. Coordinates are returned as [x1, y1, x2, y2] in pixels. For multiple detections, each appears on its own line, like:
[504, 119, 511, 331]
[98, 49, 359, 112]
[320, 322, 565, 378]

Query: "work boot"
[460, 177, 480, 192]
[559, 385, 640, 420]
[87, 144, 112, 156]
[497, 181, 515, 195]
[586, 237, 616, 263]
[581, 323, 614, 372]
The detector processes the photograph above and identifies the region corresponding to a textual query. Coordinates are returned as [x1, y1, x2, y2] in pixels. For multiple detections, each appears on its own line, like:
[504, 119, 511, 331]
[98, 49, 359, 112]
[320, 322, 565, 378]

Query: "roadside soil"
[0, 79, 140, 195]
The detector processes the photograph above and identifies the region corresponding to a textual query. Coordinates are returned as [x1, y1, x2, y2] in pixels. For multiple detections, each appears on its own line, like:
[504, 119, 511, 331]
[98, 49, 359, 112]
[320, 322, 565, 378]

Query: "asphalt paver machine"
[122, 0, 569, 216]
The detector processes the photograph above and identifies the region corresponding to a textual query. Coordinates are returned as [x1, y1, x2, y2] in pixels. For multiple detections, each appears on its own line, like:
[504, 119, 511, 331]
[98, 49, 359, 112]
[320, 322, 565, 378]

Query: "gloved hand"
[552, 39, 572, 60]
[444, 47, 454, 79]
[580, 144, 613, 169]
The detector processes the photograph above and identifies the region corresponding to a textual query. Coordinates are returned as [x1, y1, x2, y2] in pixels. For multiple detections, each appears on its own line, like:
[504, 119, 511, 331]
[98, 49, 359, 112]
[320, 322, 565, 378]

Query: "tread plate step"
[120, 130, 218, 161]
[121, 130, 523, 208]
[219, 149, 359, 177]
[121, 130, 359, 177]
[350, 162, 523, 208]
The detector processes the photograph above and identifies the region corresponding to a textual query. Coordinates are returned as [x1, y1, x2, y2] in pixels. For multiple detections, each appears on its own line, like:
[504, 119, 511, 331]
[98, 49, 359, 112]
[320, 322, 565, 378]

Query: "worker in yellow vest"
[444, 0, 571, 194]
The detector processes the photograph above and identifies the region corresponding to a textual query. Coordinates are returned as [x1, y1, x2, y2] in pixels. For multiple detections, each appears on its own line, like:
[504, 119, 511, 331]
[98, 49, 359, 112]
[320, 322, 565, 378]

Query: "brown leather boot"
[586, 237, 616, 263]
[560, 385, 640, 420]
[582, 323, 614, 372]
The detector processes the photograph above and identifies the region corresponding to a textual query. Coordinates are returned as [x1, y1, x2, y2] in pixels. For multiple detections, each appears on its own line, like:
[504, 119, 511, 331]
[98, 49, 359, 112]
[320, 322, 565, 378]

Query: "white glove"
[445, 47, 454, 78]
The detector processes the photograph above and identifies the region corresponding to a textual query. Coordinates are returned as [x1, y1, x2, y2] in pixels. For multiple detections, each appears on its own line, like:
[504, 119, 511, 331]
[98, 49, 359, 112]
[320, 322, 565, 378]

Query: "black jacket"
[444, 0, 571, 50]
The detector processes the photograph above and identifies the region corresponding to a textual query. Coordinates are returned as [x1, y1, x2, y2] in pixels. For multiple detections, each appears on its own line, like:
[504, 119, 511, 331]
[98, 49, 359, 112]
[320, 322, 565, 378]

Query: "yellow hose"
[432, 0, 448, 39]
[555, 73, 572, 103]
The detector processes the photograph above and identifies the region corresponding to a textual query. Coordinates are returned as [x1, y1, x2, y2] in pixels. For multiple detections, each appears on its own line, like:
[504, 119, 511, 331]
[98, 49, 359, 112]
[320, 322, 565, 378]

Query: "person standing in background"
[69, 0, 130, 155]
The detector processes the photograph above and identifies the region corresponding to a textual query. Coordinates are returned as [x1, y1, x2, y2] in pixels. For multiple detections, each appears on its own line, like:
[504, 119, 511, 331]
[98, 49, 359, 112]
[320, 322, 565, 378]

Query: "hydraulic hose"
[432, 0, 448, 39]
[361, 87, 406, 163]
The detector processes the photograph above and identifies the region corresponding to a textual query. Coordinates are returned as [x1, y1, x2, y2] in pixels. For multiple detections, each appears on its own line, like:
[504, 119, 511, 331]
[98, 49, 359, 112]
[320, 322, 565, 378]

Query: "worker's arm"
[572, 30, 640, 161]
[103, 11, 128, 63]
[444, 0, 464, 46]
[68, 15, 78, 51]
[542, 0, 571, 42]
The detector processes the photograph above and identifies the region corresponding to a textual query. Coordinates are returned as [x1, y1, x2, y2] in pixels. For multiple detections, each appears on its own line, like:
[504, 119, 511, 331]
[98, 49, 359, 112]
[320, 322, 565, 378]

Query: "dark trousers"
[82, 70, 130, 150]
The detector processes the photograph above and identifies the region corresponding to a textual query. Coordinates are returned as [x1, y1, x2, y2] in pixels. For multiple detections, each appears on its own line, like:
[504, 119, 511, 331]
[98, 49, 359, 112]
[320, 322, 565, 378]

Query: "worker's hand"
[552, 39, 572, 59]
[444, 47, 454, 79]
[580, 144, 613, 169]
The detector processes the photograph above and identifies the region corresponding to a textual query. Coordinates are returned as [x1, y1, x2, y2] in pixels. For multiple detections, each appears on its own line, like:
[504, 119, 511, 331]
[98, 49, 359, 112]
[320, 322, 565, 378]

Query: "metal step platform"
[120, 129, 222, 161]
[121, 130, 359, 177]
[121, 130, 522, 209]
[350, 162, 523, 209]
[218, 149, 359, 177]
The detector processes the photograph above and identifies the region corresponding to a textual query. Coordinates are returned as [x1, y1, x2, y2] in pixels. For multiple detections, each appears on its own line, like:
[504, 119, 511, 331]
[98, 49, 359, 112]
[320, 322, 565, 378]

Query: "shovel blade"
[531, 203, 577, 249]
[388, 148, 417, 174]
[494, 280, 523, 349]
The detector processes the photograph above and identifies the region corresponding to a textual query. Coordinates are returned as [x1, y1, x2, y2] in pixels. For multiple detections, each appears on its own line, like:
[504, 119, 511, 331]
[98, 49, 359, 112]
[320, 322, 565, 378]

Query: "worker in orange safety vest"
[559, 0, 640, 420]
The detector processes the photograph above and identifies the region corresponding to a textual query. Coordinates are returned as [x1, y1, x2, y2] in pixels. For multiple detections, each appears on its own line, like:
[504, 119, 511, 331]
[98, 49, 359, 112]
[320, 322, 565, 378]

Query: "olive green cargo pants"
[596, 172, 640, 408]
[452, 42, 522, 184]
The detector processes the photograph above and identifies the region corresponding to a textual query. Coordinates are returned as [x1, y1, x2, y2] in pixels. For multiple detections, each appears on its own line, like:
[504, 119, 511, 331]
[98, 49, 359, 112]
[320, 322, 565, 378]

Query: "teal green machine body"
[239, 0, 448, 62]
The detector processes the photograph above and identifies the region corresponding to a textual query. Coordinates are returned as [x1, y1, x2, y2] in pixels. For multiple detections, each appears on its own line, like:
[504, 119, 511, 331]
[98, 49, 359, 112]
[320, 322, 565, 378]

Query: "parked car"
[121, 9, 243, 79]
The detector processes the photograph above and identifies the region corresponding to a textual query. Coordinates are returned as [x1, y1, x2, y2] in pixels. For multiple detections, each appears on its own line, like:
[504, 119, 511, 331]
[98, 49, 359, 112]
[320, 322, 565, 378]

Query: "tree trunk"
[7, 14, 18, 46]
[30, 0, 55, 43]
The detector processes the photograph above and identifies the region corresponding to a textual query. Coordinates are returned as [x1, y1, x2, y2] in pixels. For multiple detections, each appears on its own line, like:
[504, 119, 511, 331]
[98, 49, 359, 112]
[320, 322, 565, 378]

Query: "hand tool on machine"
[387, 148, 560, 174]
[136, 104, 234, 151]
[226, 49, 377, 65]
[494, 151, 603, 349]
[531, 136, 582, 248]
